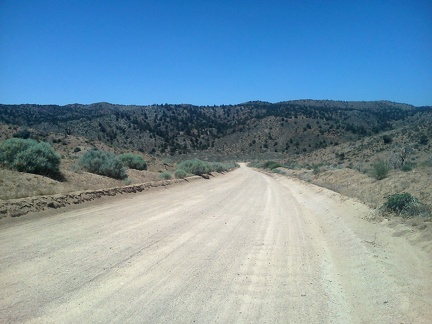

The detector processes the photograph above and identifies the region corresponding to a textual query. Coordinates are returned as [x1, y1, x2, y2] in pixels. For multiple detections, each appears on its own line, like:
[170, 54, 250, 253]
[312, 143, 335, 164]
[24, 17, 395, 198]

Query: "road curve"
[0, 165, 431, 323]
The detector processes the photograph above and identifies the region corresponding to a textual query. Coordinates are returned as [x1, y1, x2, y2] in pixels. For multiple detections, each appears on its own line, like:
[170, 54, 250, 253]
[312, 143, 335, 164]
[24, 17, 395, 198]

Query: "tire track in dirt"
[0, 165, 431, 323]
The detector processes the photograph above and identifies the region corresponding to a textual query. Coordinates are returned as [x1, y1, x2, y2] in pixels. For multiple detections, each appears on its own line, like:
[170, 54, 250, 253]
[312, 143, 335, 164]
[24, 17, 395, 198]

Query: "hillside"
[1, 100, 431, 219]
[1, 100, 430, 159]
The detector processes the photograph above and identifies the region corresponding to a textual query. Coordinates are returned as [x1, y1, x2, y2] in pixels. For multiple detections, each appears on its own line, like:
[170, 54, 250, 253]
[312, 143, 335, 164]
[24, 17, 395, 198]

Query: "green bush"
[0, 138, 61, 179]
[419, 134, 428, 145]
[272, 168, 286, 175]
[382, 193, 430, 218]
[262, 161, 282, 170]
[159, 171, 172, 180]
[174, 169, 188, 179]
[118, 153, 147, 170]
[211, 162, 235, 173]
[382, 135, 392, 144]
[13, 128, 31, 139]
[78, 150, 127, 179]
[370, 161, 389, 180]
[400, 163, 415, 172]
[176, 159, 237, 176]
[384, 193, 417, 213]
[175, 159, 237, 176]
[176, 159, 210, 176]
[0, 138, 35, 166]
[211, 162, 227, 173]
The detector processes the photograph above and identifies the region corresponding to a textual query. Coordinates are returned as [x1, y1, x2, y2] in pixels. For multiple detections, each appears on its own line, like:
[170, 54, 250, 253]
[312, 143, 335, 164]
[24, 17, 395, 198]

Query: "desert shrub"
[124, 178, 132, 185]
[382, 135, 392, 144]
[272, 168, 286, 175]
[159, 171, 172, 180]
[211, 162, 235, 173]
[223, 162, 239, 171]
[382, 193, 430, 218]
[78, 150, 127, 179]
[176, 159, 210, 176]
[13, 128, 31, 139]
[174, 169, 188, 179]
[419, 134, 429, 145]
[118, 153, 147, 170]
[0, 138, 61, 179]
[388, 146, 414, 170]
[384, 193, 416, 213]
[251, 160, 284, 170]
[424, 156, 432, 167]
[211, 162, 227, 173]
[176, 159, 237, 176]
[370, 161, 389, 180]
[400, 163, 415, 172]
[73, 147, 81, 153]
[0, 138, 35, 165]
[283, 162, 301, 170]
[262, 161, 282, 170]
[14, 142, 61, 176]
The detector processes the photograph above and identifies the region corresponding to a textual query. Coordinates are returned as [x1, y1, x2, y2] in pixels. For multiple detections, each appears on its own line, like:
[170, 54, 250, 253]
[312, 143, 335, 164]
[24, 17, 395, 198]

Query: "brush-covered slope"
[1, 100, 430, 157]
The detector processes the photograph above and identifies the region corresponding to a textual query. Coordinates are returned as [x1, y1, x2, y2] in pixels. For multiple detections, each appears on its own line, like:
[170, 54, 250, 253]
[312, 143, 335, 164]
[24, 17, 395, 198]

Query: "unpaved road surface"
[1, 165, 431, 323]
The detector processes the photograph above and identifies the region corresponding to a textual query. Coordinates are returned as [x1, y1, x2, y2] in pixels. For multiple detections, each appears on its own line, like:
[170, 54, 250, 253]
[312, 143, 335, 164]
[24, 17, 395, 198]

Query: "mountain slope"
[1, 100, 430, 158]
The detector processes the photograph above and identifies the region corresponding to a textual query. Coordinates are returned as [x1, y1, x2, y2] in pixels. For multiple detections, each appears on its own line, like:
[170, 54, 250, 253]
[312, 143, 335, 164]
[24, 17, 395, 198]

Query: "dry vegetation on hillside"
[1, 100, 431, 224]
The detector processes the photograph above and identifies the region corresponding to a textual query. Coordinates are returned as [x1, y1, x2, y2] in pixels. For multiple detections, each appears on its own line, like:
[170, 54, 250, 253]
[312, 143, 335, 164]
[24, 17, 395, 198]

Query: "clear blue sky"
[1, 0, 431, 106]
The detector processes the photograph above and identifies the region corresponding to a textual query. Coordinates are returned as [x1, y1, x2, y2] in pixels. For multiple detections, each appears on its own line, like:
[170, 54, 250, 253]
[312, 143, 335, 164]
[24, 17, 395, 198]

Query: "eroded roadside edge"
[0, 175, 205, 220]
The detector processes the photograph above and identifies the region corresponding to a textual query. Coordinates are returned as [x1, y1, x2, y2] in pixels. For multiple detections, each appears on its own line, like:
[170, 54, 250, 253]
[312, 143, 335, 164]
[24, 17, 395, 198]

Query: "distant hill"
[1, 100, 431, 158]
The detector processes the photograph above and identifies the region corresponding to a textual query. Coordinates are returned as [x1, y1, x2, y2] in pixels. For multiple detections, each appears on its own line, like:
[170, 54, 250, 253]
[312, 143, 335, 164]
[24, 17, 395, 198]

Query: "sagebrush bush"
[382, 193, 430, 218]
[272, 168, 286, 175]
[211, 162, 227, 173]
[382, 135, 392, 144]
[0, 138, 62, 179]
[370, 161, 389, 180]
[211, 162, 236, 173]
[174, 169, 188, 179]
[176, 159, 210, 176]
[312, 165, 320, 175]
[159, 171, 172, 180]
[118, 153, 147, 170]
[262, 161, 282, 170]
[400, 163, 414, 172]
[78, 150, 127, 179]
[176, 159, 237, 176]
[384, 193, 417, 213]
[0, 138, 35, 165]
[13, 128, 31, 139]
[248, 160, 281, 170]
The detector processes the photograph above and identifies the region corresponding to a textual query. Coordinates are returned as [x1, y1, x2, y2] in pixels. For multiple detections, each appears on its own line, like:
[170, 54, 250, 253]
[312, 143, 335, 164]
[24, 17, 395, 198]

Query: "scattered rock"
[48, 202, 61, 209]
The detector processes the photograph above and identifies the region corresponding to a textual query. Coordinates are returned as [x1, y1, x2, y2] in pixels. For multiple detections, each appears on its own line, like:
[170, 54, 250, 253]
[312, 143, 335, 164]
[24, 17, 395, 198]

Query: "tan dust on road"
[0, 164, 431, 323]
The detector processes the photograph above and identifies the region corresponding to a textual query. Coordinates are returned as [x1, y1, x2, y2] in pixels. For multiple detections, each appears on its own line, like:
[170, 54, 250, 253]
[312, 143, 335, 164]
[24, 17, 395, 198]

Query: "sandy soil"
[0, 164, 431, 323]
[0, 167, 163, 201]
[280, 167, 432, 208]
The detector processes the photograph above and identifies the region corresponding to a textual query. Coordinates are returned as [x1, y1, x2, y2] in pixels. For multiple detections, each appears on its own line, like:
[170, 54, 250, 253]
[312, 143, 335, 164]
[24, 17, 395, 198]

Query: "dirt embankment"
[279, 167, 432, 208]
[0, 176, 202, 220]
[273, 166, 432, 248]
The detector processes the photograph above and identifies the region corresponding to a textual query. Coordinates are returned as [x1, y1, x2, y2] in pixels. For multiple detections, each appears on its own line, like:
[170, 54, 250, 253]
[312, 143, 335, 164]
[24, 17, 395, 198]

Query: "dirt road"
[1, 164, 431, 323]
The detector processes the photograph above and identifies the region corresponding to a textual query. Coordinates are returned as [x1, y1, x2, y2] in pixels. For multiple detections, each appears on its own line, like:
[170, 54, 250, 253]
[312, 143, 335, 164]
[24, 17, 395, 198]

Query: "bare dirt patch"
[1, 165, 430, 322]
[275, 166, 432, 254]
